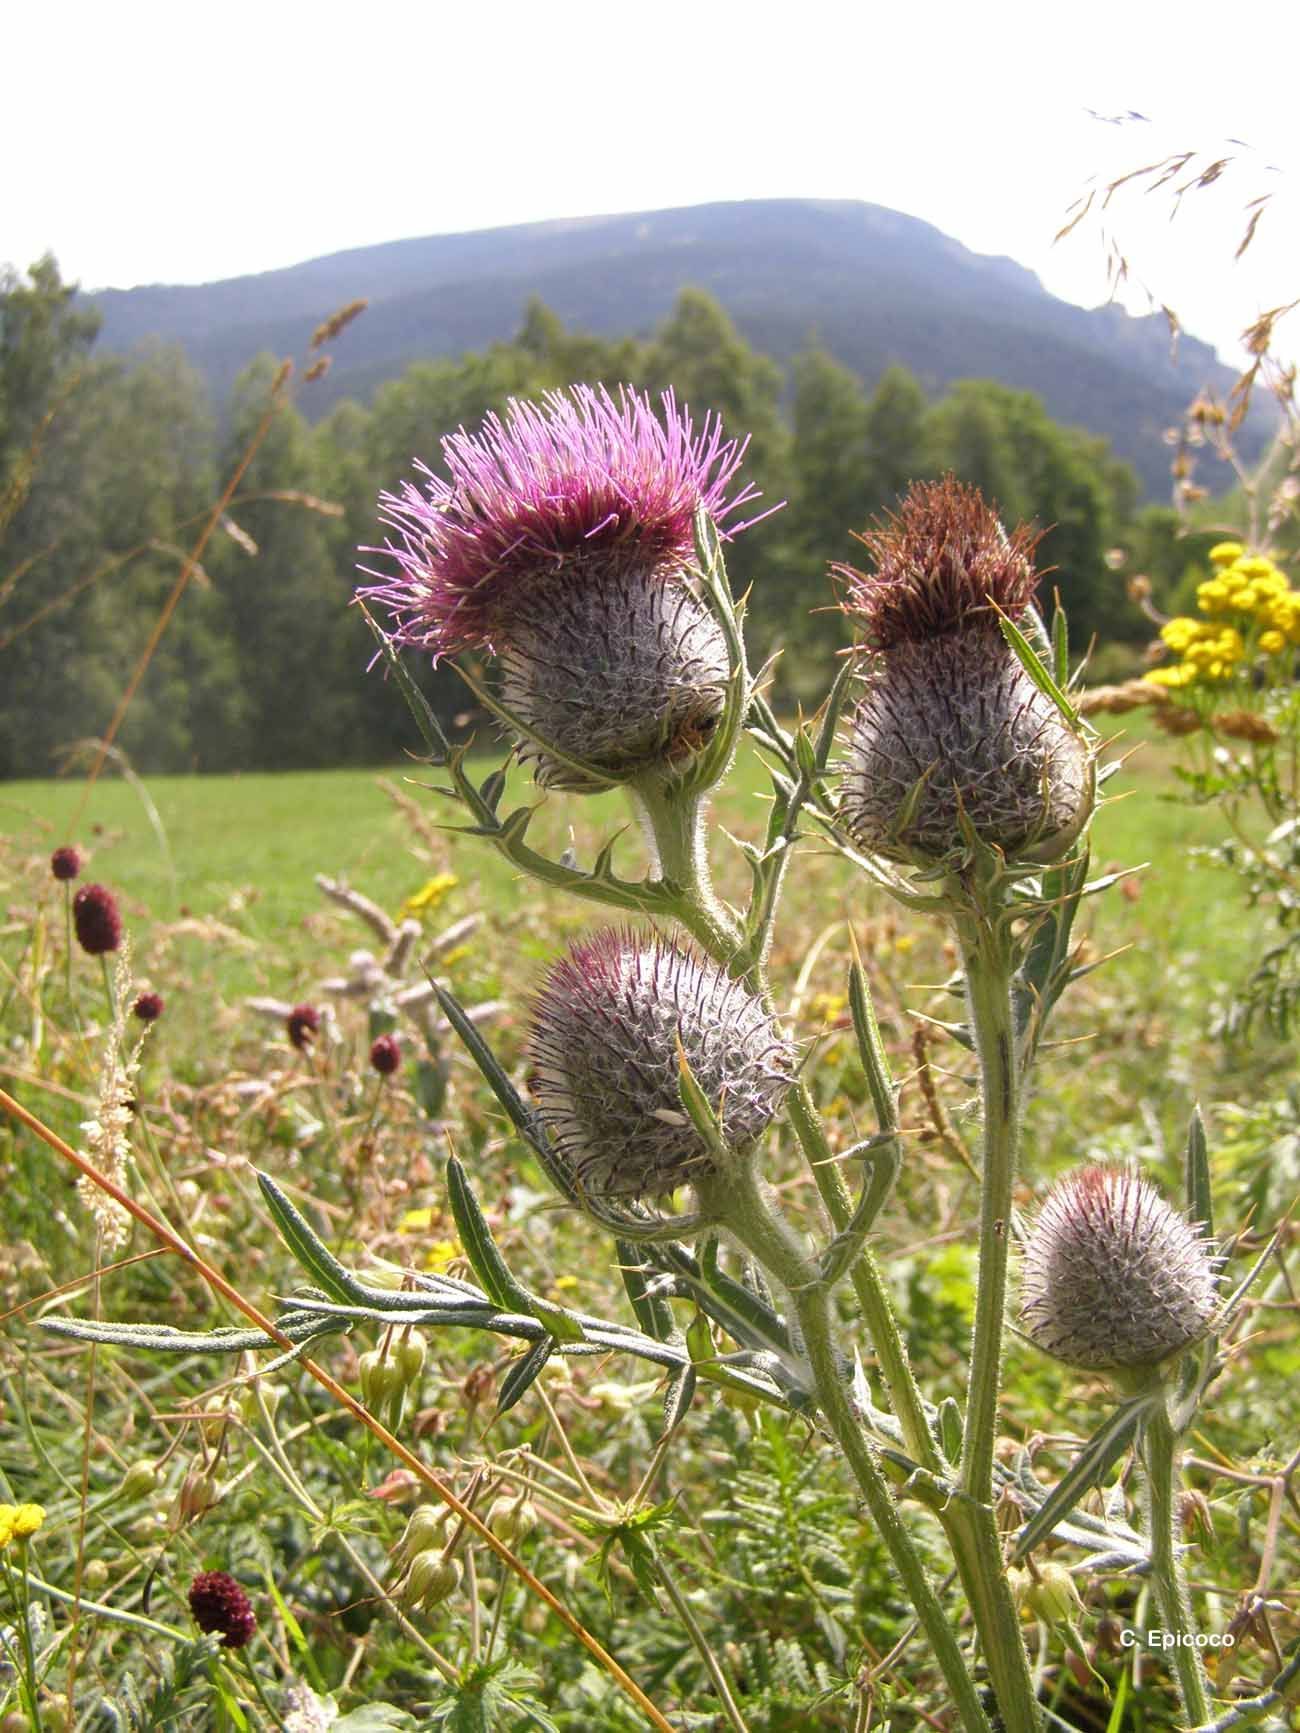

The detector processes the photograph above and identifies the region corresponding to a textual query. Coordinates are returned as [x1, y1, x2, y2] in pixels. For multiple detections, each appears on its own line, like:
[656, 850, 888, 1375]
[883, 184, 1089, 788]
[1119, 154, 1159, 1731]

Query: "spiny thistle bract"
[1019, 1166, 1220, 1372]
[836, 477, 1092, 866]
[527, 929, 794, 1204]
[358, 384, 767, 792]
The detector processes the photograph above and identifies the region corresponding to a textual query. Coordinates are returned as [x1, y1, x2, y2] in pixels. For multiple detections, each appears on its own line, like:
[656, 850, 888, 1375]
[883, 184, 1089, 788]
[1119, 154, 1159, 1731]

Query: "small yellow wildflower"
[1233, 555, 1275, 581]
[11, 1504, 44, 1537]
[396, 873, 459, 923]
[1209, 542, 1244, 566]
[1259, 629, 1287, 655]
[1144, 664, 1198, 690]
[0, 1505, 15, 1547]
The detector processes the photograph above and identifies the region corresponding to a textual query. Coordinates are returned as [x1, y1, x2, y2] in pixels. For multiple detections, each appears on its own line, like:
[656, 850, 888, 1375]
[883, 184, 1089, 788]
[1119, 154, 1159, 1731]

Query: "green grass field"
[2, 723, 1297, 1732]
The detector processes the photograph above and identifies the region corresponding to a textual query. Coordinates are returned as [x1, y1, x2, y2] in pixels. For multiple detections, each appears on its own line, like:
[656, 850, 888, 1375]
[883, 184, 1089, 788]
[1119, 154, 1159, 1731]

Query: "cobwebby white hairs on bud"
[1019, 1166, 1220, 1372]
[527, 928, 794, 1204]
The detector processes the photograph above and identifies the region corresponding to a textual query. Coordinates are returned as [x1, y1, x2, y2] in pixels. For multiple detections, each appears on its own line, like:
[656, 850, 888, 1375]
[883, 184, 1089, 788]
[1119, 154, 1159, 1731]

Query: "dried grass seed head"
[1020, 1165, 1220, 1373]
[527, 928, 794, 1205]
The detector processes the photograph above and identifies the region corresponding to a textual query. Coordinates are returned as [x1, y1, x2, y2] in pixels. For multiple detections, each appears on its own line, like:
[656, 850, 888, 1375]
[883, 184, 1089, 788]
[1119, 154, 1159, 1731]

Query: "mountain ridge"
[88, 197, 1252, 494]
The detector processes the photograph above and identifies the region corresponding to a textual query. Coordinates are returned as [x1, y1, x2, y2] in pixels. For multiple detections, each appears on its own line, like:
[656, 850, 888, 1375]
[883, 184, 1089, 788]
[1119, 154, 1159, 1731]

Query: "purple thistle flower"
[51, 845, 82, 882]
[287, 1004, 321, 1051]
[132, 991, 165, 1024]
[527, 928, 793, 1204]
[359, 385, 769, 791]
[72, 883, 122, 955]
[370, 1031, 402, 1076]
[188, 1570, 257, 1648]
[1019, 1166, 1220, 1372]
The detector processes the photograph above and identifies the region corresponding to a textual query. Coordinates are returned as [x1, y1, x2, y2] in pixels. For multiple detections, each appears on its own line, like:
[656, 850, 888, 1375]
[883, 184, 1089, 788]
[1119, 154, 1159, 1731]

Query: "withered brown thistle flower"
[837, 478, 1092, 866]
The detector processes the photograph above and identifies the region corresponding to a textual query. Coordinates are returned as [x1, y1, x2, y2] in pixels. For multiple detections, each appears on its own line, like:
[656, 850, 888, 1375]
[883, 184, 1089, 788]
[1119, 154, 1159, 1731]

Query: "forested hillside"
[89, 200, 1261, 499]
[2, 257, 1222, 779]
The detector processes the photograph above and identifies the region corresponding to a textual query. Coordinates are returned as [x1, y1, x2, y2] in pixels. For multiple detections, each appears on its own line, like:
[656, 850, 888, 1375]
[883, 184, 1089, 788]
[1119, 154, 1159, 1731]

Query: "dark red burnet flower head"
[51, 845, 82, 882]
[286, 1004, 321, 1051]
[188, 1570, 256, 1648]
[72, 883, 123, 955]
[370, 1031, 402, 1076]
[133, 991, 164, 1023]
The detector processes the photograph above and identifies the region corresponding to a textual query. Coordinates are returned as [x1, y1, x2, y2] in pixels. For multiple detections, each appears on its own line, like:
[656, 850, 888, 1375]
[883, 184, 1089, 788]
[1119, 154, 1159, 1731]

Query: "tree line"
[1, 257, 1208, 779]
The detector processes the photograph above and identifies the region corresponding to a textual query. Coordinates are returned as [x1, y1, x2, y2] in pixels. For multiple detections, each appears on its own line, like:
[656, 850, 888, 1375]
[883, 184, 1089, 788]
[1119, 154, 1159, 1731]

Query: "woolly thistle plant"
[358, 384, 768, 793]
[527, 929, 794, 1204]
[837, 478, 1093, 866]
[1020, 1165, 1220, 1375]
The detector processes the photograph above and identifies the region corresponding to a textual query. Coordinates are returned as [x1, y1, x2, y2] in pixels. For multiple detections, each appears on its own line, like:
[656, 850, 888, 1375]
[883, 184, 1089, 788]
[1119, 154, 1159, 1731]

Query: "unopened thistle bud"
[837, 478, 1092, 866]
[188, 1570, 256, 1648]
[1019, 1166, 1220, 1373]
[527, 929, 793, 1204]
[359, 385, 771, 792]
[72, 883, 123, 955]
[51, 845, 82, 882]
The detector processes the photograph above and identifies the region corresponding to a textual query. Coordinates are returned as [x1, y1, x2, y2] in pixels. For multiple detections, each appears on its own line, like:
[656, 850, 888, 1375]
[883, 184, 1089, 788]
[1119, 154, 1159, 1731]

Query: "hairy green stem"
[707, 1168, 993, 1733]
[955, 903, 1019, 1503]
[948, 897, 1043, 1733]
[633, 778, 745, 962]
[785, 1079, 939, 1474]
[1145, 1399, 1212, 1729]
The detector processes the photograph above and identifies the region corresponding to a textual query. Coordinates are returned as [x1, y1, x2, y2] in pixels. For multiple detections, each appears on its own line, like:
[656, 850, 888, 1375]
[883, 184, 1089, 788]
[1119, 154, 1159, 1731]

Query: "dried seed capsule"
[1019, 1166, 1220, 1372]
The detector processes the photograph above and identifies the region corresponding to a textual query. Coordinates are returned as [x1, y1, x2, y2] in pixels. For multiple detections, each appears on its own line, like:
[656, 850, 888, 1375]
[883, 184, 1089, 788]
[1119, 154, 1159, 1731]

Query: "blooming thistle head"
[188, 1570, 257, 1649]
[358, 385, 766, 791]
[836, 477, 1092, 867]
[72, 883, 122, 955]
[286, 1004, 321, 1051]
[526, 929, 793, 1205]
[1019, 1166, 1220, 1374]
[51, 845, 82, 882]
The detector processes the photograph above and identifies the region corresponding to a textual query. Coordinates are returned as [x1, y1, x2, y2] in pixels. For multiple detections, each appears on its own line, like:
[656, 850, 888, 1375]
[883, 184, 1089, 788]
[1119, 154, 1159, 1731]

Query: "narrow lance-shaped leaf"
[445, 1156, 584, 1344]
[1010, 1390, 1158, 1562]
[495, 1337, 554, 1418]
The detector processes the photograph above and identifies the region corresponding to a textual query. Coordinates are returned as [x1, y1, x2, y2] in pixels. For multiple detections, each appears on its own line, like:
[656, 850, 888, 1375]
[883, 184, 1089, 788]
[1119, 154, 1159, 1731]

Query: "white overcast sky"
[7, 0, 1299, 367]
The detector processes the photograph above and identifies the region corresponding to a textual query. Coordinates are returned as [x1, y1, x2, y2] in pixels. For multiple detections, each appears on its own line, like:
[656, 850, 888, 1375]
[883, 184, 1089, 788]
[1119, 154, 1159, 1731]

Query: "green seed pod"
[397, 1504, 450, 1566]
[404, 1550, 461, 1611]
[488, 1494, 537, 1545]
[1020, 1166, 1220, 1373]
[358, 1349, 402, 1406]
[82, 1558, 110, 1591]
[119, 1459, 160, 1500]
[396, 1333, 427, 1388]
[1023, 1562, 1083, 1626]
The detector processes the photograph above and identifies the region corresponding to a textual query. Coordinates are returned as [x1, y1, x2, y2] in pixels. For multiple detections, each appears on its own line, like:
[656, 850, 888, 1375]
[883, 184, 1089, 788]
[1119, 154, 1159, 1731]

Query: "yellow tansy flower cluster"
[396, 873, 458, 924]
[1145, 544, 1298, 692]
[0, 1503, 45, 1546]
